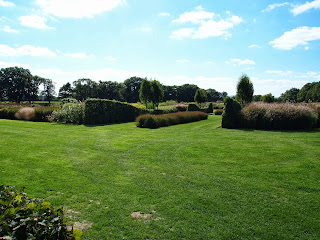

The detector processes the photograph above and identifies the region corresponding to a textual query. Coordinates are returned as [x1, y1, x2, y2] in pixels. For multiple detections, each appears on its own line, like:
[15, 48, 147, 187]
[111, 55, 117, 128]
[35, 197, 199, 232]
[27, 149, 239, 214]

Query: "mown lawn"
[0, 116, 320, 239]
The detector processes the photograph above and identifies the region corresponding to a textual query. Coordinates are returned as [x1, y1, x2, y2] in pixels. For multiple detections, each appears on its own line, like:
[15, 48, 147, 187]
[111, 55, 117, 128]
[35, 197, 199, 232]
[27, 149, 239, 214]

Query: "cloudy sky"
[1, 0, 320, 96]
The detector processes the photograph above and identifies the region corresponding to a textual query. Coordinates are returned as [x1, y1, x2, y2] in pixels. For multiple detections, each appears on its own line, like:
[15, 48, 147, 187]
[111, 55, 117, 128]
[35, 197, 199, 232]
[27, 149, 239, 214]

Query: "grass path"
[1, 116, 320, 239]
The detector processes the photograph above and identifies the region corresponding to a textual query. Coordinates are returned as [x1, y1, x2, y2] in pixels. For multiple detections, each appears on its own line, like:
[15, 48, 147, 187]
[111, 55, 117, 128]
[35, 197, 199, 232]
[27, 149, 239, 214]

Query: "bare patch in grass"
[73, 221, 92, 232]
[130, 210, 161, 222]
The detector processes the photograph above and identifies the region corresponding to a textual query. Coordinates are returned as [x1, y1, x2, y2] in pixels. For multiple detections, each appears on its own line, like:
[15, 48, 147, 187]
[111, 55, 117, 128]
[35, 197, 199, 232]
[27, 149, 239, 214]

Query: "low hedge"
[0, 107, 59, 122]
[136, 111, 208, 129]
[84, 99, 147, 125]
[0, 185, 81, 240]
[241, 102, 318, 130]
[214, 109, 223, 115]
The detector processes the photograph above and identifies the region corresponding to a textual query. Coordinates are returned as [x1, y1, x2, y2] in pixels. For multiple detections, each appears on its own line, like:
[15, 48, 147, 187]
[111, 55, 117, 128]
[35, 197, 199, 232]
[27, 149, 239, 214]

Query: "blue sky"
[1, 0, 320, 96]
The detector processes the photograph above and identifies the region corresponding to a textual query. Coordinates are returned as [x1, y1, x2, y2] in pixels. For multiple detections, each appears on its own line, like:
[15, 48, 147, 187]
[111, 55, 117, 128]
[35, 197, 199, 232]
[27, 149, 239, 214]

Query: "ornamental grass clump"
[51, 103, 84, 124]
[136, 111, 208, 128]
[241, 102, 318, 130]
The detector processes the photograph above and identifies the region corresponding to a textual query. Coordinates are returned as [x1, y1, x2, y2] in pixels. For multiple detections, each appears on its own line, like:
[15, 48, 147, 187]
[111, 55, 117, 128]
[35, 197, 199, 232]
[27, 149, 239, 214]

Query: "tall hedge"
[84, 99, 145, 125]
[221, 97, 242, 129]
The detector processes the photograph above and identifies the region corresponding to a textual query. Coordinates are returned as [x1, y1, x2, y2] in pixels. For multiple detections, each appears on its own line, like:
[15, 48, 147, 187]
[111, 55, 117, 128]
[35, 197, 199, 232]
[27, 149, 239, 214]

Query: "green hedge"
[241, 102, 318, 130]
[84, 99, 146, 125]
[136, 111, 208, 129]
[0, 185, 81, 240]
[221, 97, 242, 129]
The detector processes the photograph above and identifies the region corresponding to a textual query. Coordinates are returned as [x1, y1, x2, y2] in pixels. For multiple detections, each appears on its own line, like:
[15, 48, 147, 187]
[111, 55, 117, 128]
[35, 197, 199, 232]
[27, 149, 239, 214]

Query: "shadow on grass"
[234, 127, 320, 133]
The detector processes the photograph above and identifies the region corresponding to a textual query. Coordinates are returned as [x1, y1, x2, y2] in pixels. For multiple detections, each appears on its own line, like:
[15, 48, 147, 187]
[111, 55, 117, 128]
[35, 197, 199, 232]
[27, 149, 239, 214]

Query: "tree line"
[0, 67, 55, 103]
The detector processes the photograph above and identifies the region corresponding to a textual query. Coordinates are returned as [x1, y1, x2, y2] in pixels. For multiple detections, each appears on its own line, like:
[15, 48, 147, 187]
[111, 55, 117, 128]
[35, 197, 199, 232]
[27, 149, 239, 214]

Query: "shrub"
[204, 103, 213, 113]
[34, 107, 60, 122]
[14, 107, 35, 120]
[0, 108, 20, 120]
[0, 185, 81, 240]
[241, 102, 318, 130]
[214, 109, 223, 115]
[221, 97, 242, 129]
[51, 103, 84, 124]
[187, 104, 200, 111]
[84, 99, 146, 125]
[136, 111, 208, 129]
[61, 98, 78, 104]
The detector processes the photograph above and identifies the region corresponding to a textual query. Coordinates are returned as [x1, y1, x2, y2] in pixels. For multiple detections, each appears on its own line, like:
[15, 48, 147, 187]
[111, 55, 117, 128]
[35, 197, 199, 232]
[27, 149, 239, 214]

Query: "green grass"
[0, 116, 320, 239]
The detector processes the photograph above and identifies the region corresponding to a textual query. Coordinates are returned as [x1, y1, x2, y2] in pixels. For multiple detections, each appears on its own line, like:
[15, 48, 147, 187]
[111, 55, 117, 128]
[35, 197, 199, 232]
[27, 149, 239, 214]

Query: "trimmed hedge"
[221, 97, 242, 129]
[214, 109, 223, 115]
[84, 99, 146, 125]
[0, 185, 81, 240]
[241, 102, 318, 130]
[187, 104, 200, 112]
[136, 111, 208, 129]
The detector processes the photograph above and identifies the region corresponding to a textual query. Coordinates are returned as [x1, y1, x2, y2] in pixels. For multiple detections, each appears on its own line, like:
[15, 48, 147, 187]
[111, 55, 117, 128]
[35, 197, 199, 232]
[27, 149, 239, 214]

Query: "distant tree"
[177, 84, 199, 102]
[297, 82, 320, 102]
[252, 95, 262, 102]
[221, 91, 228, 100]
[278, 88, 299, 102]
[73, 78, 98, 101]
[236, 74, 254, 106]
[41, 79, 55, 104]
[163, 85, 178, 102]
[150, 80, 164, 109]
[194, 88, 207, 107]
[206, 89, 227, 102]
[261, 93, 275, 103]
[58, 82, 73, 99]
[97, 81, 124, 101]
[0, 67, 36, 103]
[139, 78, 152, 109]
[123, 77, 143, 103]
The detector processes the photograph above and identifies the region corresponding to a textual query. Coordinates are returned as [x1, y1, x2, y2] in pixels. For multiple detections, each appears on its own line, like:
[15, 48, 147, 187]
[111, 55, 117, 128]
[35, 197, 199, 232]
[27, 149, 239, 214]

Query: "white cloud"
[291, 0, 320, 15]
[64, 52, 94, 59]
[19, 15, 54, 30]
[207, 61, 215, 64]
[230, 58, 256, 65]
[176, 59, 190, 63]
[3, 25, 19, 33]
[248, 44, 261, 48]
[0, 61, 30, 69]
[171, 6, 242, 39]
[106, 56, 116, 61]
[262, 2, 290, 12]
[265, 70, 293, 76]
[159, 12, 170, 17]
[270, 26, 320, 50]
[0, 44, 56, 57]
[170, 28, 194, 39]
[172, 5, 214, 24]
[0, 0, 14, 7]
[35, 0, 124, 18]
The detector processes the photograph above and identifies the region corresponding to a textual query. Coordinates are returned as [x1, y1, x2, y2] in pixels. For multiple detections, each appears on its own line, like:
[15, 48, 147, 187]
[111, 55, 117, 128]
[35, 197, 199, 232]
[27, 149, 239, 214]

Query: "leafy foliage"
[150, 80, 164, 109]
[139, 78, 152, 109]
[84, 99, 146, 125]
[136, 111, 208, 128]
[261, 93, 275, 103]
[51, 103, 84, 124]
[278, 88, 299, 102]
[221, 97, 242, 129]
[236, 74, 254, 106]
[194, 89, 207, 107]
[297, 81, 320, 102]
[0, 185, 81, 240]
[187, 104, 201, 112]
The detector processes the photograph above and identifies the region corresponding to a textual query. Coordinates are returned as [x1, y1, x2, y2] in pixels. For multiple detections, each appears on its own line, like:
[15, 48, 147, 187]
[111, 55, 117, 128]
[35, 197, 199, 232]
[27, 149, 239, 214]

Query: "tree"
[194, 88, 207, 107]
[163, 85, 178, 102]
[123, 77, 143, 103]
[139, 78, 152, 109]
[73, 78, 98, 101]
[97, 81, 124, 101]
[297, 82, 320, 102]
[261, 93, 274, 103]
[58, 82, 73, 99]
[253, 95, 262, 102]
[236, 74, 254, 106]
[177, 84, 199, 102]
[0, 67, 36, 103]
[278, 88, 299, 102]
[150, 80, 164, 109]
[41, 79, 55, 104]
